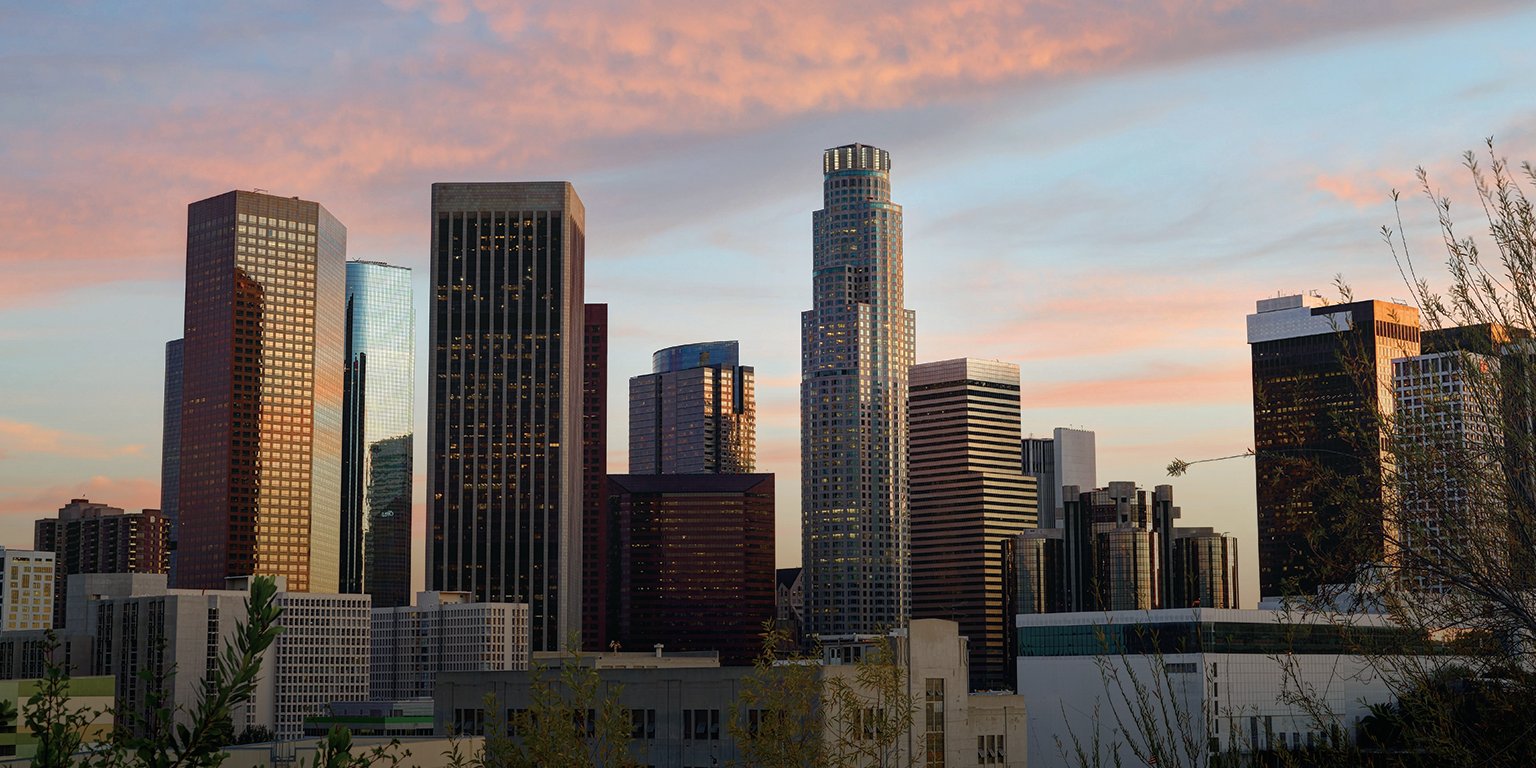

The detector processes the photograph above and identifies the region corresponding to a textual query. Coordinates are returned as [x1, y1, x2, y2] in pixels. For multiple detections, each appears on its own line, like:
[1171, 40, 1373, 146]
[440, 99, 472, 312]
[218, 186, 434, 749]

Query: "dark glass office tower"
[629, 341, 755, 474]
[581, 303, 610, 652]
[1247, 295, 1419, 597]
[161, 338, 183, 582]
[178, 191, 346, 592]
[341, 260, 414, 608]
[606, 473, 775, 664]
[802, 143, 916, 638]
[428, 182, 585, 651]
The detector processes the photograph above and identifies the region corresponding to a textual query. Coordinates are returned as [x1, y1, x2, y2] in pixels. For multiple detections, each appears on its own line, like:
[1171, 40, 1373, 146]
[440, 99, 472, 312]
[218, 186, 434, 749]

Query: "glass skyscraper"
[428, 182, 585, 652]
[802, 143, 916, 638]
[341, 260, 414, 608]
[629, 340, 755, 474]
[161, 337, 183, 582]
[178, 190, 346, 593]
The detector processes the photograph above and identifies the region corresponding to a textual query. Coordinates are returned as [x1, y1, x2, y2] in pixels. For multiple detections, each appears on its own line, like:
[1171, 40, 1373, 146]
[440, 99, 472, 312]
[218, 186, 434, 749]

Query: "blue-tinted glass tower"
[342, 260, 415, 608]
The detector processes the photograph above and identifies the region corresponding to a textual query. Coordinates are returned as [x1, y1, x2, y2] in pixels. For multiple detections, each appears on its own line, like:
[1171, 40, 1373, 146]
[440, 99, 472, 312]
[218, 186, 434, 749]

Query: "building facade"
[1170, 528, 1241, 609]
[1021, 428, 1096, 529]
[802, 143, 917, 639]
[74, 573, 369, 742]
[582, 303, 610, 651]
[1248, 294, 1419, 597]
[428, 182, 585, 652]
[0, 549, 55, 632]
[34, 499, 169, 627]
[629, 341, 756, 474]
[1016, 608, 1420, 767]
[178, 190, 347, 593]
[909, 358, 1037, 690]
[340, 260, 415, 608]
[605, 474, 775, 664]
[371, 592, 529, 701]
[436, 620, 1026, 768]
[161, 338, 183, 583]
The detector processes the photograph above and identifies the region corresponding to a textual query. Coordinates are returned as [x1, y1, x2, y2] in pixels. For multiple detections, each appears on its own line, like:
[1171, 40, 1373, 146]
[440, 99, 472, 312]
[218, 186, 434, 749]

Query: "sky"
[2, 0, 1534, 608]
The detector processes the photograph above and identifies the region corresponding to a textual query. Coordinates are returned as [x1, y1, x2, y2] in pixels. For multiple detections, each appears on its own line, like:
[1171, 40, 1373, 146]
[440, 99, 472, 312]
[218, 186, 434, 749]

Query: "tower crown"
[823, 143, 890, 174]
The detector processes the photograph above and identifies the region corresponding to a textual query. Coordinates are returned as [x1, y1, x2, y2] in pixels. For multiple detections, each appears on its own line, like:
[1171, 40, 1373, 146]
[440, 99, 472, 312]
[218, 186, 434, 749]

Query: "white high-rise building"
[71, 573, 369, 742]
[802, 143, 916, 638]
[371, 591, 529, 701]
[0, 548, 55, 631]
[1021, 428, 1097, 529]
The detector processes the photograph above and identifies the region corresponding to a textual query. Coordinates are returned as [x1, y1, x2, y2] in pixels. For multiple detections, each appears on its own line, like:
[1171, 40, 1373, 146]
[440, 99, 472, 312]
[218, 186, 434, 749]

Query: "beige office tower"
[909, 358, 1037, 690]
[178, 191, 346, 593]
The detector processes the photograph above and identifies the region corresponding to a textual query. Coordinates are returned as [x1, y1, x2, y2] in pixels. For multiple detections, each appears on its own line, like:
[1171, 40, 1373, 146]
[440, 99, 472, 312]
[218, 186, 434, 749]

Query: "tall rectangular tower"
[629, 341, 755, 474]
[581, 303, 610, 651]
[178, 191, 346, 593]
[909, 358, 1036, 690]
[341, 260, 415, 608]
[161, 338, 183, 582]
[802, 143, 917, 638]
[1247, 294, 1419, 597]
[428, 183, 585, 652]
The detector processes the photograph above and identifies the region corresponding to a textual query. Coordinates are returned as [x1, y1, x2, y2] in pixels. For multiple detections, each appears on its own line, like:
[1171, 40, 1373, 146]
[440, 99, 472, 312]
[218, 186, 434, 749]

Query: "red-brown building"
[607, 473, 774, 665]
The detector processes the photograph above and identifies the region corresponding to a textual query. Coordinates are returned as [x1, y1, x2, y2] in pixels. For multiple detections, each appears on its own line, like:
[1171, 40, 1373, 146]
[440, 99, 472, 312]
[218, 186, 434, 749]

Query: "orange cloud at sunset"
[0, 419, 144, 461]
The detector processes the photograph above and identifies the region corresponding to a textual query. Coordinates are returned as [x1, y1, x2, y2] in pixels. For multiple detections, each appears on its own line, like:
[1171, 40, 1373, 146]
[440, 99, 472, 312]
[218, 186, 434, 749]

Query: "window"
[681, 709, 720, 741]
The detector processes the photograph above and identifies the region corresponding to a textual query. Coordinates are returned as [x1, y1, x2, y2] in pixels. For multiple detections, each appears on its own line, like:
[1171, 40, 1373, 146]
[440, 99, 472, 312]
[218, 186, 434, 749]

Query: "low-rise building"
[0, 675, 114, 759]
[1016, 608, 1421, 767]
[435, 619, 1027, 767]
[371, 591, 528, 700]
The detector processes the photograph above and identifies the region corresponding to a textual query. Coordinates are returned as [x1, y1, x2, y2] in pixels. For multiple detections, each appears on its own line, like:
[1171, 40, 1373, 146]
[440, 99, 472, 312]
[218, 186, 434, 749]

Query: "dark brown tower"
[1248, 295, 1419, 597]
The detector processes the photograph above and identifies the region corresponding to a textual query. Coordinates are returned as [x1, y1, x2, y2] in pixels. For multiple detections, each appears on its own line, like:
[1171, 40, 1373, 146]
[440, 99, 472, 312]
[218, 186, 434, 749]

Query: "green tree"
[730, 621, 824, 768]
[821, 633, 921, 768]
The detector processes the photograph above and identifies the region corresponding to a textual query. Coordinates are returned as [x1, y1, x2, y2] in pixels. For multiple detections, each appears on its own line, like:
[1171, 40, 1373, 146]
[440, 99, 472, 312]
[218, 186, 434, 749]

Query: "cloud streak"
[0, 419, 144, 461]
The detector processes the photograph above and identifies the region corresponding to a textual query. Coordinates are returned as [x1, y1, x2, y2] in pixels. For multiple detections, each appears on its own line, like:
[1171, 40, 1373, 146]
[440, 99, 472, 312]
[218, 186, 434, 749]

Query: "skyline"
[3, 2, 1536, 608]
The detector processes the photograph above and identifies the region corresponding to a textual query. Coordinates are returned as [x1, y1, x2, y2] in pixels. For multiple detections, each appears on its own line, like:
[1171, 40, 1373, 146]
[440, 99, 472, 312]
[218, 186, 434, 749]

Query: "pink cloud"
[0, 419, 144, 461]
[1, 1, 1519, 306]
[0, 475, 160, 519]
[1021, 360, 1250, 409]
[1313, 172, 1395, 209]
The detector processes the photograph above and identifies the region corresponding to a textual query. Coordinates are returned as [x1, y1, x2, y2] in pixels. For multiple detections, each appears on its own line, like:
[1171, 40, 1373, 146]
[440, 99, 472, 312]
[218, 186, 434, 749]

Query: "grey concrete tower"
[802, 143, 917, 638]
[427, 182, 585, 652]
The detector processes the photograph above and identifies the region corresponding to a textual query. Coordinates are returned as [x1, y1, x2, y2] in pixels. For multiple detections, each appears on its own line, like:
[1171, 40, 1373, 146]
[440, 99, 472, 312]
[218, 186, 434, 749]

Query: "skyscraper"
[629, 341, 755, 474]
[341, 260, 414, 608]
[581, 303, 610, 651]
[908, 358, 1036, 690]
[1247, 294, 1419, 597]
[1021, 427, 1096, 529]
[802, 143, 916, 639]
[161, 338, 183, 582]
[428, 182, 585, 651]
[178, 191, 346, 592]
